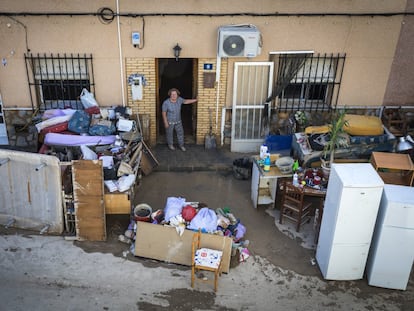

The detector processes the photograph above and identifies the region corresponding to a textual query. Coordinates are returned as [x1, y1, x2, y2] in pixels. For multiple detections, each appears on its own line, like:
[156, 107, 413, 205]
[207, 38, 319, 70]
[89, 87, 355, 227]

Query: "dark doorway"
[157, 58, 197, 144]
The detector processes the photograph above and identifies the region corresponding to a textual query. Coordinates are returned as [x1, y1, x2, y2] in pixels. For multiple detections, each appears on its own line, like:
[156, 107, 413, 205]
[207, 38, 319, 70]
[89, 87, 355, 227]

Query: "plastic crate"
[265, 135, 293, 153]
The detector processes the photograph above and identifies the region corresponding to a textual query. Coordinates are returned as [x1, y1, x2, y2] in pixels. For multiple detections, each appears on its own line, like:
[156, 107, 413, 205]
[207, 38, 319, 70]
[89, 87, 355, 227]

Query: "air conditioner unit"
[218, 26, 261, 58]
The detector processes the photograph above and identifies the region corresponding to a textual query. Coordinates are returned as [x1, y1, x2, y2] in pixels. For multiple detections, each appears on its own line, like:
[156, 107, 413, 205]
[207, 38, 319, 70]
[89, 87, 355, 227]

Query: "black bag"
[233, 158, 253, 180]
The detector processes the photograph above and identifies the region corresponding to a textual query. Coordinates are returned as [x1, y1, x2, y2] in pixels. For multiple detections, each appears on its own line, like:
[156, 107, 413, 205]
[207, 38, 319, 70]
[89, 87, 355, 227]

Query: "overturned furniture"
[0, 149, 63, 234]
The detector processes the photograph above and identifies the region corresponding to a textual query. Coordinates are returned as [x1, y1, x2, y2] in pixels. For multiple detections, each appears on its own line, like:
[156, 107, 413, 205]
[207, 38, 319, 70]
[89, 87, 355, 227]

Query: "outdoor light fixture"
[173, 43, 181, 61]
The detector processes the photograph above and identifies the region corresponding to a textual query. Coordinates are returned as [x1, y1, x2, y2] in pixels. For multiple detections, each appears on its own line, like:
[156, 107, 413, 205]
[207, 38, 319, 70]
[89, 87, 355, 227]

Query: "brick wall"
[195, 58, 228, 144]
[125, 58, 157, 145]
[125, 57, 228, 146]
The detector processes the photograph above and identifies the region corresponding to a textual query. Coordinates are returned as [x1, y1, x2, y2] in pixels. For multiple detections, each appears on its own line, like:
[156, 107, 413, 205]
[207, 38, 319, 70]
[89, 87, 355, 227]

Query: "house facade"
[0, 0, 413, 151]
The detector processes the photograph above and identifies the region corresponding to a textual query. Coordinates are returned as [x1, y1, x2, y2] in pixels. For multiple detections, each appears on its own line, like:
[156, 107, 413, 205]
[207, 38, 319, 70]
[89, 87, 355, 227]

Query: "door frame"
[231, 62, 274, 152]
[156, 58, 197, 144]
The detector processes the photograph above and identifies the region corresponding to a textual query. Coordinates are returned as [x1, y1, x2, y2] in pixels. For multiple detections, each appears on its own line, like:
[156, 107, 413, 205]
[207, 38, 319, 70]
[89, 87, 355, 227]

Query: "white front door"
[0, 94, 9, 145]
[231, 62, 273, 152]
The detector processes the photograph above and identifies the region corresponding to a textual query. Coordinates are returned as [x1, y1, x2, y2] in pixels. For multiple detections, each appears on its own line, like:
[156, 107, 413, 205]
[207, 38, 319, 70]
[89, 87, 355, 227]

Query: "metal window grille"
[275, 53, 346, 112]
[25, 53, 95, 111]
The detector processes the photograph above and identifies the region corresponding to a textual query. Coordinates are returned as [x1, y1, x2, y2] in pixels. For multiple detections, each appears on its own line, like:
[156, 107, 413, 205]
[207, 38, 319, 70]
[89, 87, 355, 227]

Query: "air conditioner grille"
[218, 26, 261, 58]
[222, 35, 245, 56]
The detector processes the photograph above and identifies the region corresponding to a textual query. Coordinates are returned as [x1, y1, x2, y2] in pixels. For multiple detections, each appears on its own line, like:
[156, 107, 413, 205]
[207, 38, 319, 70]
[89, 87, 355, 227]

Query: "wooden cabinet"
[370, 152, 414, 186]
[104, 191, 132, 214]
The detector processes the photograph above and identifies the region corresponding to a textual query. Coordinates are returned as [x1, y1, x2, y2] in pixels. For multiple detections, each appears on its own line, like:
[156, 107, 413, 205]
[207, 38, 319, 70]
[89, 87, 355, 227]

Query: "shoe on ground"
[168, 145, 175, 151]
[179, 146, 186, 152]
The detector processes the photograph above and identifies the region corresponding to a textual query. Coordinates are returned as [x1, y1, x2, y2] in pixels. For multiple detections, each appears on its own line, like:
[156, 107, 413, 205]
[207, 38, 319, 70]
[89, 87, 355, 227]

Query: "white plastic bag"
[104, 180, 118, 192]
[80, 145, 98, 160]
[117, 119, 135, 132]
[169, 214, 186, 236]
[164, 197, 186, 222]
[80, 88, 98, 108]
[187, 207, 218, 233]
[117, 174, 136, 192]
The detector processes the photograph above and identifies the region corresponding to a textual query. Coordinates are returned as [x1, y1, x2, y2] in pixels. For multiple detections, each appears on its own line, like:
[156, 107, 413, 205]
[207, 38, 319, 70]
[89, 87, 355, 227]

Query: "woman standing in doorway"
[162, 88, 197, 151]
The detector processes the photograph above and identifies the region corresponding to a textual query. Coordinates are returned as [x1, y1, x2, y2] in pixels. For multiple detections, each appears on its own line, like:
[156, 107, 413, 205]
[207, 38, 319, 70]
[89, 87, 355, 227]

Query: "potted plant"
[321, 110, 349, 178]
[294, 110, 308, 133]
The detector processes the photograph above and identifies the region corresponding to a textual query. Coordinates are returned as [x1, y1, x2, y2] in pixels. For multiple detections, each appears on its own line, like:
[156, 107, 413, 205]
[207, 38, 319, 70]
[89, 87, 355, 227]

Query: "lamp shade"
[396, 137, 413, 152]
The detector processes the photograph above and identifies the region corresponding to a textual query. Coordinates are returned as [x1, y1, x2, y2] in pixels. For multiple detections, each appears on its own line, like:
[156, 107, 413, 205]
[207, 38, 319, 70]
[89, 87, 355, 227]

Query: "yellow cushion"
[343, 114, 384, 136]
[305, 125, 330, 135]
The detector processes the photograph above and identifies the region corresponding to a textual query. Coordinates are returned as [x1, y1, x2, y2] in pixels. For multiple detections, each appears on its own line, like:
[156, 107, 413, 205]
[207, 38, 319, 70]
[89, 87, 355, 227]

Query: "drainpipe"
[116, 0, 126, 107]
[215, 55, 221, 134]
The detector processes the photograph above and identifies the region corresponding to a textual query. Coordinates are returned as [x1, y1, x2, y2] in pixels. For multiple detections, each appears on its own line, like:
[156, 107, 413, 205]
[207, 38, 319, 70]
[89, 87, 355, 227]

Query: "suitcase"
[40, 121, 69, 135]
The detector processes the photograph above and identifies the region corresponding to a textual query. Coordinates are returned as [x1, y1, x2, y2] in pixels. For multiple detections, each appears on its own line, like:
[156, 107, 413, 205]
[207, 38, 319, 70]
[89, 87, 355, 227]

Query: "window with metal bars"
[25, 53, 95, 111]
[273, 53, 346, 112]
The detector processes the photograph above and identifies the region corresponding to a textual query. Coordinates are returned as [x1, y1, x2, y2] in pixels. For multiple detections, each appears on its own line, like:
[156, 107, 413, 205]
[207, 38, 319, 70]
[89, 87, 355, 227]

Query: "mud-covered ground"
[1, 171, 413, 310]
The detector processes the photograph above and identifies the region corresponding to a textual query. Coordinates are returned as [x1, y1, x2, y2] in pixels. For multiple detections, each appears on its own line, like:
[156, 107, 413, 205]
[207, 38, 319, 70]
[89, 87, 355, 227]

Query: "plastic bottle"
[260, 145, 268, 159]
[264, 154, 271, 172]
[293, 172, 299, 186]
[292, 159, 299, 172]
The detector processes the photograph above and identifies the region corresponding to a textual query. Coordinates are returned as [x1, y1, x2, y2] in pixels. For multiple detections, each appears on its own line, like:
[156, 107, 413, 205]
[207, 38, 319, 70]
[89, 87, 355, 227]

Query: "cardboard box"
[135, 221, 233, 273]
[104, 191, 131, 214]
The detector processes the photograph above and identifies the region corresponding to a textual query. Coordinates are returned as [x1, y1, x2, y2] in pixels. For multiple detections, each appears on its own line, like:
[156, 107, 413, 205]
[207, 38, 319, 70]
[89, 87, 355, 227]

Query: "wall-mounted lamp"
[173, 43, 182, 61]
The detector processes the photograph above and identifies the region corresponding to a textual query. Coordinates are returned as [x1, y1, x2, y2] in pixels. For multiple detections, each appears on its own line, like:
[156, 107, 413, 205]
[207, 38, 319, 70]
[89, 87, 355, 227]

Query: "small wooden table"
[370, 152, 414, 186]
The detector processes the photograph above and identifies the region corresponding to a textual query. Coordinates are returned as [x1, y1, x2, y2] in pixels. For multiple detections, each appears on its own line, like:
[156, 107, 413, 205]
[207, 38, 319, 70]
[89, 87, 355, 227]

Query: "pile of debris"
[34, 91, 157, 194]
[119, 197, 250, 265]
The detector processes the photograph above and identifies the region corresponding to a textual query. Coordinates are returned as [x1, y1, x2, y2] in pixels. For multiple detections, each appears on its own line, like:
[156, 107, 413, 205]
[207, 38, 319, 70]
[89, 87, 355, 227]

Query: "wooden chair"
[191, 229, 223, 292]
[279, 182, 312, 232]
[382, 108, 407, 137]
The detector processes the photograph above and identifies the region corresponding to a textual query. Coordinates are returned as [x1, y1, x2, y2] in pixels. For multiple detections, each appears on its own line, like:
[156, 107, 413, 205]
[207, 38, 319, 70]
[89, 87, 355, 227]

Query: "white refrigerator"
[316, 163, 384, 280]
[366, 184, 414, 290]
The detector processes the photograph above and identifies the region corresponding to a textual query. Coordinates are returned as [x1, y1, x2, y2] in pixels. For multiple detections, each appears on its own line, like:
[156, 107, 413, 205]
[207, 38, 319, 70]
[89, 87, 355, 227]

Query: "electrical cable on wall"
[5, 16, 30, 52]
[139, 16, 145, 49]
[1, 11, 414, 18]
[97, 7, 115, 24]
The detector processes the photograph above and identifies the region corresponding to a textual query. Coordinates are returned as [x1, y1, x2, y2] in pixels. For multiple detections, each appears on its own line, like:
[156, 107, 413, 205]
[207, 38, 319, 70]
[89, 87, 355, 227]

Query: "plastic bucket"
[134, 203, 152, 222]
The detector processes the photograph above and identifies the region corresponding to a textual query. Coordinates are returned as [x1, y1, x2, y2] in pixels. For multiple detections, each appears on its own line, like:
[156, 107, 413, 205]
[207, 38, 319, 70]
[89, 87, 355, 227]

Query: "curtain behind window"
[266, 53, 312, 103]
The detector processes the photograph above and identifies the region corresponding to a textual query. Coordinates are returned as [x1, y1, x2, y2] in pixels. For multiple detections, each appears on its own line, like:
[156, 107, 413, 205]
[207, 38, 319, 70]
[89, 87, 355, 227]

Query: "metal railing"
[25, 53, 95, 111]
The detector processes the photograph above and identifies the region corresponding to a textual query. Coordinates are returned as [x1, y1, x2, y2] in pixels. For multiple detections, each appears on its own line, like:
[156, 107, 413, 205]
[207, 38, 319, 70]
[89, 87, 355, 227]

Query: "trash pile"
[34, 88, 153, 194]
[119, 196, 250, 263]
